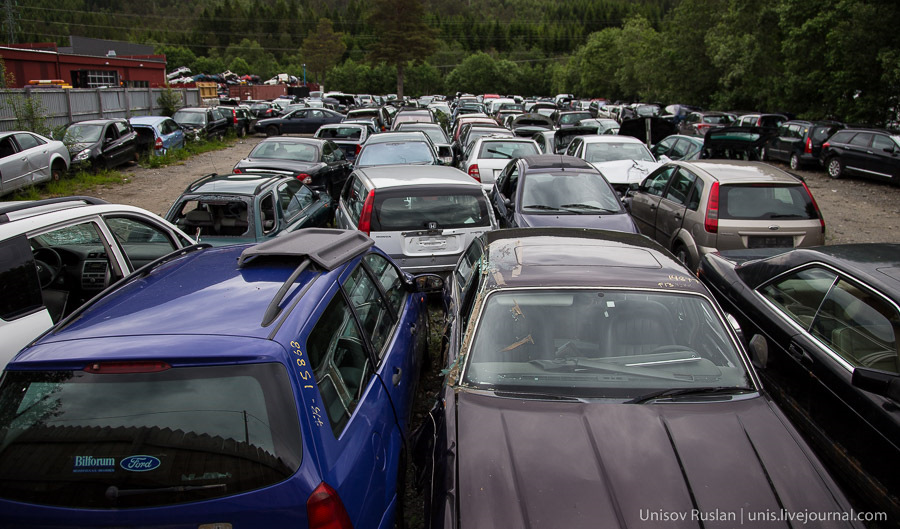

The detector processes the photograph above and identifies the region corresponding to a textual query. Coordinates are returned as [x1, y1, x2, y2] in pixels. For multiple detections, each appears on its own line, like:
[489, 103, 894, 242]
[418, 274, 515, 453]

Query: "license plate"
[747, 236, 793, 248]
[416, 236, 447, 249]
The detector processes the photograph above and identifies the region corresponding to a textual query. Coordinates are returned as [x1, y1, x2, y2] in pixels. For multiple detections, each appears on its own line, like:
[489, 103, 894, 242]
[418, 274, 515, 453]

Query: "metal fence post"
[124, 88, 131, 118]
[148, 86, 154, 114]
[66, 89, 73, 122]
[97, 88, 103, 118]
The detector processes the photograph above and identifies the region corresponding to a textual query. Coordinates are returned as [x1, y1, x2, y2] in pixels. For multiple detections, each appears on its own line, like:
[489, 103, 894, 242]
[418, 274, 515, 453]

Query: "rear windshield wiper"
[106, 483, 226, 500]
[626, 386, 756, 404]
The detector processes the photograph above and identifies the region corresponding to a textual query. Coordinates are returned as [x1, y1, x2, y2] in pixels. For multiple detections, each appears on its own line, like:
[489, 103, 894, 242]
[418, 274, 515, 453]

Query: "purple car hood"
[453, 391, 857, 529]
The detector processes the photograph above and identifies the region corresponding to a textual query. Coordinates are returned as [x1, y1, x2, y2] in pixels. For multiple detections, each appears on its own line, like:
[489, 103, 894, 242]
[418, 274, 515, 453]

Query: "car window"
[641, 166, 677, 196]
[161, 119, 178, 134]
[250, 141, 318, 162]
[310, 110, 324, 119]
[13, 133, 40, 151]
[849, 133, 872, 148]
[810, 279, 900, 373]
[584, 141, 655, 163]
[344, 176, 367, 226]
[663, 168, 696, 205]
[343, 264, 395, 357]
[105, 216, 178, 269]
[479, 141, 538, 160]
[306, 291, 374, 436]
[104, 124, 118, 142]
[0, 235, 43, 321]
[0, 136, 17, 158]
[761, 267, 837, 329]
[171, 199, 251, 238]
[685, 175, 705, 211]
[260, 194, 277, 234]
[872, 134, 895, 153]
[507, 165, 520, 197]
[363, 253, 406, 317]
[278, 180, 308, 218]
[374, 191, 490, 231]
[114, 122, 129, 136]
[520, 172, 621, 213]
[719, 184, 816, 220]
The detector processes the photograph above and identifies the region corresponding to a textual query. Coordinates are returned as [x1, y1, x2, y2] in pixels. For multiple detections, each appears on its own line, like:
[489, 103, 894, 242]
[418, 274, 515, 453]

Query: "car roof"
[520, 154, 594, 171]
[69, 119, 122, 125]
[357, 165, 482, 189]
[676, 160, 801, 184]
[185, 173, 287, 195]
[579, 135, 646, 144]
[364, 131, 429, 144]
[257, 136, 325, 147]
[731, 244, 900, 295]
[479, 228, 707, 292]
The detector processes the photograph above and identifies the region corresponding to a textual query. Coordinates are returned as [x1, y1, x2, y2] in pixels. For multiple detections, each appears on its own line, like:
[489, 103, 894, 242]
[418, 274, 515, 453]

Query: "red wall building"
[0, 44, 166, 88]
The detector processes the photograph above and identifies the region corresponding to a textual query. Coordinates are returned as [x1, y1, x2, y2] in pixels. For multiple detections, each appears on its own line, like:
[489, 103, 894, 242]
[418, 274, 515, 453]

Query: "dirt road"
[92, 137, 900, 245]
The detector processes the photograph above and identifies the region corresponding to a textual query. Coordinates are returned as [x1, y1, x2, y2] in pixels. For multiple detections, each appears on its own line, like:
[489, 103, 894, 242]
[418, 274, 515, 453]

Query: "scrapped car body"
[129, 116, 186, 157]
[627, 160, 825, 271]
[63, 118, 139, 170]
[415, 227, 863, 529]
[335, 165, 497, 274]
[565, 135, 663, 194]
[698, 244, 900, 520]
[0, 229, 437, 528]
[165, 173, 332, 246]
[0, 196, 195, 368]
[313, 124, 369, 162]
[0, 131, 70, 196]
[459, 136, 540, 190]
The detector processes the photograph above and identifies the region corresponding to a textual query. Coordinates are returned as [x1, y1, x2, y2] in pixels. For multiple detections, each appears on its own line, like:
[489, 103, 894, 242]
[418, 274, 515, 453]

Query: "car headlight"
[74, 149, 91, 161]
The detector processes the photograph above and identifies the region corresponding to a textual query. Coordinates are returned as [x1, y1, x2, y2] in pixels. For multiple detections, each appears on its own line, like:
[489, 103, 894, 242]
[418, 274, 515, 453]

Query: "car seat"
[603, 299, 676, 357]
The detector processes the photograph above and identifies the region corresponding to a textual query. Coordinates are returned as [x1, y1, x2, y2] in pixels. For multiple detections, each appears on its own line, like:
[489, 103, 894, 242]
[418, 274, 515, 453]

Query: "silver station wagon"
[336, 165, 497, 273]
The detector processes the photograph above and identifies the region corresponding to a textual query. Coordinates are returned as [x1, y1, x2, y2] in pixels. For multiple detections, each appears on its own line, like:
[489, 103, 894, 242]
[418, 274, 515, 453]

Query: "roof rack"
[0, 196, 109, 224]
[184, 173, 219, 193]
[239, 229, 374, 327]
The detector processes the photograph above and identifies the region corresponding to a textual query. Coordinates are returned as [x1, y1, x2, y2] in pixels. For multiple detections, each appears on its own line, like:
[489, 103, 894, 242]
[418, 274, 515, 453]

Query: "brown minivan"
[628, 160, 825, 270]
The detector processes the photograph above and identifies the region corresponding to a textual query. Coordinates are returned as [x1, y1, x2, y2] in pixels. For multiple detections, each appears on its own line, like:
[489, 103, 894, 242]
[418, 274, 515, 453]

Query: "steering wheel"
[33, 247, 62, 288]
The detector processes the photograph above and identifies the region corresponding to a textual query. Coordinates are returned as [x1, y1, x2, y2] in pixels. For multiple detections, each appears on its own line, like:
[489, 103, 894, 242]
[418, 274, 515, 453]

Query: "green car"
[165, 173, 333, 246]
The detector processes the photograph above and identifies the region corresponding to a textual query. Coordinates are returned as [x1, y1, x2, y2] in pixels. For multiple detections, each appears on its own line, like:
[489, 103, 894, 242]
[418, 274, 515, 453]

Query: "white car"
[0, 197, 196, 368]
[565, 135, 662, 194]
[460, 136, 541, 190]
[0, 131, 70, 197]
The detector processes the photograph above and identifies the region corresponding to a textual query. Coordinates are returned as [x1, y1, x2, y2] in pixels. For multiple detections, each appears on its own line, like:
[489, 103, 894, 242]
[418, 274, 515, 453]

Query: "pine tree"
[365, 0, 436, 99]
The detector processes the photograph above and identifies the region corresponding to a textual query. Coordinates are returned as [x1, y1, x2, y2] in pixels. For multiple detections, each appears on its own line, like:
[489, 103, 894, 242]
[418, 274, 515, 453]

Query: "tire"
[266, 126, 280, 137]
[238, 125, 247, 138]
[789, 153, 800, 171]
[827, 156, 844, 179]
[50, 161, 66, 182]
[673, 244, 694, 272]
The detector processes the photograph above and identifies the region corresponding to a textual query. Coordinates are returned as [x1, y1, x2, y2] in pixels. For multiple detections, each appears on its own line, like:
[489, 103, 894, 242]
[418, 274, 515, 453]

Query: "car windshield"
[478, 141, 539, 160]
[719, 184, 817, 221]
[64, 124, 103, 143]
[0, 363, 302, 508]
[584, 142, 655, 163]
[560, 113, 592, 124]
[520, 172, 622, 213]
[250, 104, 270, 111]
[250, 141, 318, 162]
[173, 111, 206, 126]
[463, 290, 753, 398]
[356, 142, 434, 166]
[402, 127, 449, 144]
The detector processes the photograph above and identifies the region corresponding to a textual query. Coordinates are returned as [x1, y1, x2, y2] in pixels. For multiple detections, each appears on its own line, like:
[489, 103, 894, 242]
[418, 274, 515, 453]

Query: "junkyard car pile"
[0, 90, 898, 528]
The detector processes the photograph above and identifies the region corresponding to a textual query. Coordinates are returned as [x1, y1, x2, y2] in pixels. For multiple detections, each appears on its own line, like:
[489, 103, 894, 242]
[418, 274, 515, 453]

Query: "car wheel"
[238, 125, 247, 138]
[827, 157, 844, 179]
[266, 126, 279, 137]
[50, 161, 66, 182]
[674, 244, 694, 271]
[789, 153, 800, 171]
[760, 146, 768, 161]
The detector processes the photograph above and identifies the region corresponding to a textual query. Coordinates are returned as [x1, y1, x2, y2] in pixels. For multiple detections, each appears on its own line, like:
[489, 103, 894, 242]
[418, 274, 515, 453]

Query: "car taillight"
[358, 189, 375, 235]
[468, 164, 481, 182]
[85, 361, 170, 374]
[802, 180, 826, 233]
[266, 109, 273, 115]
[307, 482, 353, 529]
[233, 168, 242, 174]
[804, 137, 812, 154]
[154, 137, 163, 150]
[696, 123, 710, 132]
[704, 181, 719, 233]
[233, 114, 238, 124]
[355, 144, 361, 156]
[297, 173, 312, 184]
[823, 141, 830, 149]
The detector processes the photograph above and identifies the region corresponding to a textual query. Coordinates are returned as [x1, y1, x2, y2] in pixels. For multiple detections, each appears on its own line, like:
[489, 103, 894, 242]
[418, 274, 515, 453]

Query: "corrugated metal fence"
[0, 87, 201, 132]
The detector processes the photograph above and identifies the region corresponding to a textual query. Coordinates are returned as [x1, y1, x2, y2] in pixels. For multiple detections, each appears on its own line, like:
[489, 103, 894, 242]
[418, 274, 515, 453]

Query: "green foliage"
[6, 92, 52, 137]
[156, 86, 183, 117]
[366, 0, 437, 98]
[9, 168, 128, 201]
[139, 135, 233, 169]
[300, 19, 347, 83]
[228, 57, 251, 76]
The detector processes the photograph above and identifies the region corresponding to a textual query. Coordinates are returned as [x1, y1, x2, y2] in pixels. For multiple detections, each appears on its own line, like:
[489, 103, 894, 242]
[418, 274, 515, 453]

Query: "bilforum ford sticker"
[120, 455, 161, 472]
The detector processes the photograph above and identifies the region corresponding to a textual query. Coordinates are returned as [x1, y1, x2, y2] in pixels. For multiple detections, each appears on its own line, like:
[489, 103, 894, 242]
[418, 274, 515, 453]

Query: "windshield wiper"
[523, 204, 561, 211]
[493, 389, 580, 401]
[106, 483, 226, 500]
[558, 203, 618, 213]
[486, 149, 512, 158]
[626, 386, 756, 404]
[529, 358, 684, 381]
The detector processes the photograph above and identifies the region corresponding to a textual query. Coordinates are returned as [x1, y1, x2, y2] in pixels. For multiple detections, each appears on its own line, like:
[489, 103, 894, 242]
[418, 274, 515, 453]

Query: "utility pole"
[2, 0, 18, 44]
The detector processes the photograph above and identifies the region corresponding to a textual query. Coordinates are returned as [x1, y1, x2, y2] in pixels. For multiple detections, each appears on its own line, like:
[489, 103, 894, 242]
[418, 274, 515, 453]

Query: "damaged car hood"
[590, 159, 661, 185]
[453, 390, 857, 529]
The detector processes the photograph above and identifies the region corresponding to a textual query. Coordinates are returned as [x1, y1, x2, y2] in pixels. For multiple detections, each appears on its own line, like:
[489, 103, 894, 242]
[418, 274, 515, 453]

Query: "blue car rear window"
[0, 363, 302, 509]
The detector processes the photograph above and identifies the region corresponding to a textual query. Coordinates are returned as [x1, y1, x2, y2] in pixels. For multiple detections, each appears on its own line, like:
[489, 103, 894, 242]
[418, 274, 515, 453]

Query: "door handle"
[392, 367, 402, 386]
[674, 213, 682, 221]
[788, 343, 812, 365]
[649, 204, 657, 210]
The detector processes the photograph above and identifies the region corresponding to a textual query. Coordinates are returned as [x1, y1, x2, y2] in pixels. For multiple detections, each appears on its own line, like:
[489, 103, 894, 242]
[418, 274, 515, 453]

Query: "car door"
[494, 162, 519, 228]
[102, 214, 184, 269]
[628, 165, 677, 237]
[336, 174, 367, 230]
[281, 110, 304, 134]
[278, 179, 321, 230]
[868, 133, 900, 180]
[12, 133, 48, 183]
[306, 110, 326, 133]
[99, 123, 120, 167]
[113, 121, 137, 165]
[842, 132, 873, 175]
[0, 135, 29, 193]
[654, 167, 696, 247]
[327, 141, 352, 195]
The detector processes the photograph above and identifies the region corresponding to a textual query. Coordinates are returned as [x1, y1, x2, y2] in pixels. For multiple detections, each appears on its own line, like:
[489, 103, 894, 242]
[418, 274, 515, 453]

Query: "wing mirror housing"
[414, 273, 444, 293]
[852, 367, 900, 402]
[748, 334, 768, 369]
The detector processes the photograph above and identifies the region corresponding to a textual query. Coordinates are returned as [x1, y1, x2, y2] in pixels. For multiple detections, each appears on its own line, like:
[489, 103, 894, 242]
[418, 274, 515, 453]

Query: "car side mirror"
[748, 334, 768, 369]
[852, 367, 900, 402]
[414, 273, 444, 293]
[503, 197, 512, 208]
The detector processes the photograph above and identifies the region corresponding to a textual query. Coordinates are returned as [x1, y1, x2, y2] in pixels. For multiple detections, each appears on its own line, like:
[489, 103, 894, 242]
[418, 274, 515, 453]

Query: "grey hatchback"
[627, 160, 825, 271]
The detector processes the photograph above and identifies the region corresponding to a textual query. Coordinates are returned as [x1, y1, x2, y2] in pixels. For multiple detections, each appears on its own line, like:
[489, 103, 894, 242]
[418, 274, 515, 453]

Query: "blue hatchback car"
[130, 116, 186, 156]
[0, 229, 439, 528]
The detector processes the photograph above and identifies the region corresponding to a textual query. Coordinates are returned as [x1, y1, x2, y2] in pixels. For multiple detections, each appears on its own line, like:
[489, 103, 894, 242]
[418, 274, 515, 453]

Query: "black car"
[490, 154, 638, 233]
[232, 137, 352, 200]
[762, 120, 844, 170]
[414, 227, 863, 529]
[218, 105, 252, 137]
[172, 107, 229, 141]
[254, 108, 344, 136]
[62, 118, 138, 170]
[651, 134, 704, 161]
[821, 128, 900, 183]
[550, 110, 593, 129]
[248, 101, 282, 120]
[698, 245, 900, 520]
[509, 113, 554, 138]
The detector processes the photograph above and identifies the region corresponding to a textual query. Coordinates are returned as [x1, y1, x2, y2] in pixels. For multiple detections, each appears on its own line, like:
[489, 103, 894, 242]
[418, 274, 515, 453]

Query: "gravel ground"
[91, 140, 900, 245]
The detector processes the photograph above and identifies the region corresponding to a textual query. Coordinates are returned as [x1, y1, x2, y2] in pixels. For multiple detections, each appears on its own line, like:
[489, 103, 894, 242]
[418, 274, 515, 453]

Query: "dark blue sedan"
[0, 229, 441, 528]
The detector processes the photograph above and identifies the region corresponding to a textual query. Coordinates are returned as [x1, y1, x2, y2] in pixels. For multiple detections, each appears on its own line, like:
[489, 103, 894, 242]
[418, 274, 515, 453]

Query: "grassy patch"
[138, 136, 235, 169]
[7, 168, 128, 200]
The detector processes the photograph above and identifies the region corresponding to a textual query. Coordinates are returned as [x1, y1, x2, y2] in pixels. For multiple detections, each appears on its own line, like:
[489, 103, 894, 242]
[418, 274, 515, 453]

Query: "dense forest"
[8, 0, 900, 125]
